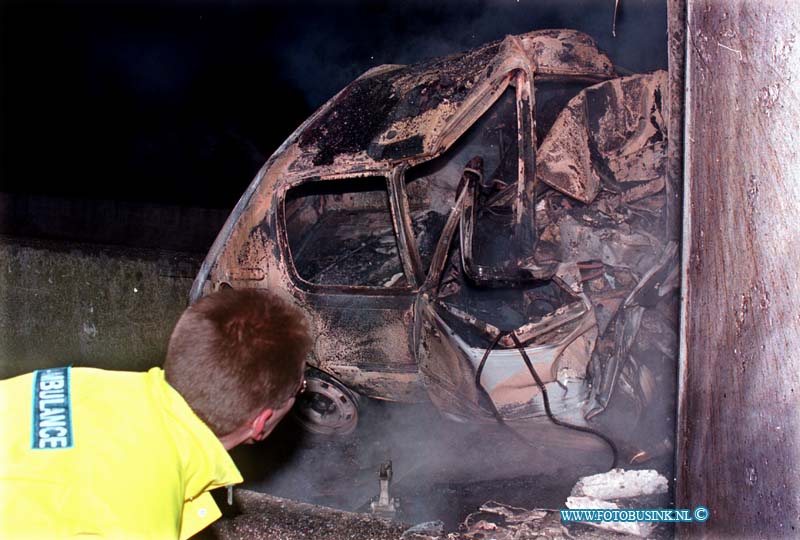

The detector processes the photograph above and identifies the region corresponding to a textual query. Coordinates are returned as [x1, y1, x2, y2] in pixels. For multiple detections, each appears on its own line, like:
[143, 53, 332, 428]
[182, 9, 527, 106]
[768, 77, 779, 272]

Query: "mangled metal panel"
[530, 71, 675, 426]
[415, 70, 676, 435]
[537, 73, 668, 204]
[288, 29, 615, 176]
[192, 29, 678, 457]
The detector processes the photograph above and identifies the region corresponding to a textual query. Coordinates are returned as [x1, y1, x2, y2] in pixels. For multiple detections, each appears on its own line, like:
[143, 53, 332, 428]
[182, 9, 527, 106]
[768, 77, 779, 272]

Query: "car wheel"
[292, 369, 360, 436]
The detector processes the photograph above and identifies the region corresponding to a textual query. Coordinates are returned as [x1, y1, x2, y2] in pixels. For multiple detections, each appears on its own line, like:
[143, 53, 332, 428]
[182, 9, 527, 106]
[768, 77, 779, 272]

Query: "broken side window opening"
[403, 75, 610, 345]
[447, 74, 539, 284]
[402, 75, 595, 286]
[455, 74, 603, 286]
[284, 176, 409, 289]
[401, 84, 577, 348]
[404, 86, 519, 276]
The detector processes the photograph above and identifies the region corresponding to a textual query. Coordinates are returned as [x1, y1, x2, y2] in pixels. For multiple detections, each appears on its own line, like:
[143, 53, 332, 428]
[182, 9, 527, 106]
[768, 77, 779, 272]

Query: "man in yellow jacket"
[0, 288, 311, 539]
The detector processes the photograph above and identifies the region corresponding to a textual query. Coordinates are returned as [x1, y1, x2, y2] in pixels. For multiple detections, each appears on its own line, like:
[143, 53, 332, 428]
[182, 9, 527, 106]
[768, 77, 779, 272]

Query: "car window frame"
[277, 172, 420, 295]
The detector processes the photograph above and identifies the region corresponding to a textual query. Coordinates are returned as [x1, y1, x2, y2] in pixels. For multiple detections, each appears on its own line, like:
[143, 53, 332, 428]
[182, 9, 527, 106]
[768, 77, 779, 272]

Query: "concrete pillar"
[677, 1, 800, 538]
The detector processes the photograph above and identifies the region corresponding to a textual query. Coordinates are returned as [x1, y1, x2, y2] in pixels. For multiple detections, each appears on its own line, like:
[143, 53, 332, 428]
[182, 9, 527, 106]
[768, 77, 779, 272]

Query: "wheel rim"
[293, 375, 359, 435]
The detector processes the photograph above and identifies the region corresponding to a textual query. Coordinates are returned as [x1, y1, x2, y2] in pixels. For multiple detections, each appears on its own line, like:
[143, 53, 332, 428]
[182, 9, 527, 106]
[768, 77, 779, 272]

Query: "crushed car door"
[280, 173, 426, 402]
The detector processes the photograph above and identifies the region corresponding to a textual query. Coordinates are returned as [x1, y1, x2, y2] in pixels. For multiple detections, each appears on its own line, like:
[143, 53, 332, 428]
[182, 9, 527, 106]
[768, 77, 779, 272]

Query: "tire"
[292, 368, 360, 436]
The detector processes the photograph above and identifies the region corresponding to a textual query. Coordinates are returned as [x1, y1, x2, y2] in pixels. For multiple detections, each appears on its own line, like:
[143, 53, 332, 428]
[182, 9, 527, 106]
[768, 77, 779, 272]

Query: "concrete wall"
[0, 193, 228, 253]
[677, 1, 800, 538]
[0, 236, 201, 378]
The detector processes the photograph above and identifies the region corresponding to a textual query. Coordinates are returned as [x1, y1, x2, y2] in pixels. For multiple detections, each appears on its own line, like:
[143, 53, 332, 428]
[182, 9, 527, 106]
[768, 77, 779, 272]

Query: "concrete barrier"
[0, 193, 228, 253]
[0, 236, 202, 378]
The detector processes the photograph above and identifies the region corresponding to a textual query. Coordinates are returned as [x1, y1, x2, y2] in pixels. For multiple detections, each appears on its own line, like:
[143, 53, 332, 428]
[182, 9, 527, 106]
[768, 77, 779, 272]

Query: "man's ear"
[250, 408, 275, 441]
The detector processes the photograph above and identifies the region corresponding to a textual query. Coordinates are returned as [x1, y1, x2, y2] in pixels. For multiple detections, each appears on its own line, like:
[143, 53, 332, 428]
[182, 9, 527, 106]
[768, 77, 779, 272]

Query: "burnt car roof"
[289, 29, 616, 175]
[190, 28, 621, 303]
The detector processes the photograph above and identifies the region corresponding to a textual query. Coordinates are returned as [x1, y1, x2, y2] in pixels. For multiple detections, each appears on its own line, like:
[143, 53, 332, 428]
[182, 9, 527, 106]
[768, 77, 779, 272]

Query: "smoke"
[272, 0, 668, 110]
[232, 397, 612, 528]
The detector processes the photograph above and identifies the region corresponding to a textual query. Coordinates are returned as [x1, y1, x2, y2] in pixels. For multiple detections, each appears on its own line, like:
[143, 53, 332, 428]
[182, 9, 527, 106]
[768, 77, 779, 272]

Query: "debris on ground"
[401, 521, 445, 539]
[201, 472, 670, 539]
[564, 498, 651, 538]
[200, 489, 408, 540]
[402, 501, 632, 539]
[402, 468, 671, 540]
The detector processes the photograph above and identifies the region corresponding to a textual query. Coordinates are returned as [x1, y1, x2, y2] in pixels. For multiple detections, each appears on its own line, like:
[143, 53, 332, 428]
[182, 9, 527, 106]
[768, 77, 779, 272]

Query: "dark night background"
[0, 0, 667, 248]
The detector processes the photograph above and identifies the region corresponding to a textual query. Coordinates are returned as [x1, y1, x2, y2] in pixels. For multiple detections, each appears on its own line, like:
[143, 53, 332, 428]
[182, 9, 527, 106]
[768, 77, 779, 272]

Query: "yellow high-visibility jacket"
[0, 366, 243, 539]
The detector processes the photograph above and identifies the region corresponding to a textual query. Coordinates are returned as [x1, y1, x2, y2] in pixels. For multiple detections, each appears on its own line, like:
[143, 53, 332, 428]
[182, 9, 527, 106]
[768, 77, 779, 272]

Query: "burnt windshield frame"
[388, 165, 426, 286]
[399, 81, 521, 292]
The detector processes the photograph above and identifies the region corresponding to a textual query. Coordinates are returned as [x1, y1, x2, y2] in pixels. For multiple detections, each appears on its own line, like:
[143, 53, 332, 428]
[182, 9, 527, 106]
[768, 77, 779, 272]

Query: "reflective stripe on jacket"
[0, 367, 243, 539]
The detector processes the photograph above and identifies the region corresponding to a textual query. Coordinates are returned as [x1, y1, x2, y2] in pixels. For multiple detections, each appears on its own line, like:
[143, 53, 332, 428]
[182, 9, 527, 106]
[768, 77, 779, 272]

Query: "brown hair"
[164, 288, 311, 436]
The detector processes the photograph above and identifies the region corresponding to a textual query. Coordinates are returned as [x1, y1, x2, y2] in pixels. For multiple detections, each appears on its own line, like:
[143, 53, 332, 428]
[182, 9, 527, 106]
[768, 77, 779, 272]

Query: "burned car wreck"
[191, 29, 678, 459]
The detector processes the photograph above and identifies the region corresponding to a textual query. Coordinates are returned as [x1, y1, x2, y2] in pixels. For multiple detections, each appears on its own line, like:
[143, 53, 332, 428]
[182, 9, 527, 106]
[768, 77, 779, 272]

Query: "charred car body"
[191, 30, 678, 451]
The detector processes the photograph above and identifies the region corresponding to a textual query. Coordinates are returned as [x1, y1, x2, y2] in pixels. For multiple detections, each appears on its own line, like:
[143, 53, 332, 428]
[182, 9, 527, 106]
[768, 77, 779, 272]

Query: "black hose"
[475, 332, 507, 423]
[475, 331, 619, 470]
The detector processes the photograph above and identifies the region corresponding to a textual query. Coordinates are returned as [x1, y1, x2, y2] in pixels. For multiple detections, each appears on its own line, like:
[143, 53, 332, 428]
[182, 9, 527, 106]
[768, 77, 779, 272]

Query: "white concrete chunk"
[571, 468, 668, 500]
[565, 496, 654, 537]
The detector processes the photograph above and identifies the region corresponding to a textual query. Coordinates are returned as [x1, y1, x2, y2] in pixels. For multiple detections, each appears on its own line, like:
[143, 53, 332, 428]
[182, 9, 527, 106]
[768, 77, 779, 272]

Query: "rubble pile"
[402, 469, 672, 540]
